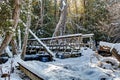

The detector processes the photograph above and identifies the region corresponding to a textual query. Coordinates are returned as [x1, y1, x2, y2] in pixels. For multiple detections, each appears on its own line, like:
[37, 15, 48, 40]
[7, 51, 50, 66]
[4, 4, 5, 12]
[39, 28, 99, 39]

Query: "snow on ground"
[0, 55, 30, 80]
[114, 43, 120, 55]
[23, 48, 120, 80]
[0, 43, 120, 80]
[0, 58, 22, 80]
[99, 41, 114, 48]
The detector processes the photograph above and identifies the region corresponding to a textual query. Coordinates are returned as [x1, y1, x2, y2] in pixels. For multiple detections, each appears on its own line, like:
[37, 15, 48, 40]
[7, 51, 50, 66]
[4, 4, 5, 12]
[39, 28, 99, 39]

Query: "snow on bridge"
[27, 33, 95, 57]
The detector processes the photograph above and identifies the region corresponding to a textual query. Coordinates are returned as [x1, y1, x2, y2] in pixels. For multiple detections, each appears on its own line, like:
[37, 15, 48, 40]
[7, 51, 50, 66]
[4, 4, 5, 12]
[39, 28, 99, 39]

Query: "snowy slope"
[114, 43, 120, 55]
[0, 46, 120, 80]
[0, 58, 22, 80]
[25, 48, 120, 80]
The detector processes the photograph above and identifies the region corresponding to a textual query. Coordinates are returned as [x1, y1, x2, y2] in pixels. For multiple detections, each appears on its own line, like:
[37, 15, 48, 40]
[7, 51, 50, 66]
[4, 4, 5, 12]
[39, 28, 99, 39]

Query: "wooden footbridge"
[18, 34, 95, 80]
[27, 33, 95, 56]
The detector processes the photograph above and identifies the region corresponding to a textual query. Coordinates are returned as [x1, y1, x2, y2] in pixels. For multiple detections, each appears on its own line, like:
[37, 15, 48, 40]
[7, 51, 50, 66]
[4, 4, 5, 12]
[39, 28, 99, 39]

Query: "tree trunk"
[0, 33, 12, 55]
[5, 46, 13, 57]
[74, 0, 78, 24]
[29, 29, 54, 57]
[21, 0, 31, 59]
[18, 26, 22, 52]
[54, 0, 57, 24]
[0, 0, 21, 56]
[52, 0, 67, 37]
[10, 38, 18, 56]
[40, 0, 44, 27]
[35, 0, 44, 31]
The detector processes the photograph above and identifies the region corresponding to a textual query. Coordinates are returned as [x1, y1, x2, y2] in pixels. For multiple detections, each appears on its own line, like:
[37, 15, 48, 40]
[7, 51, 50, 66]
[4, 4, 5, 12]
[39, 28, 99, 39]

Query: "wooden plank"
[29, 29, 54, 57]
[18, 62, 44, 80]
[28, 33, 94, 41]
[111, 48, 120, 62]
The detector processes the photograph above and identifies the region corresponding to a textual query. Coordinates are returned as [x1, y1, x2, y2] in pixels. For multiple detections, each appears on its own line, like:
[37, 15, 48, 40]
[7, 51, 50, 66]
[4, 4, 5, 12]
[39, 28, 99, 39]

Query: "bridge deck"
[18, 61, 45, 80]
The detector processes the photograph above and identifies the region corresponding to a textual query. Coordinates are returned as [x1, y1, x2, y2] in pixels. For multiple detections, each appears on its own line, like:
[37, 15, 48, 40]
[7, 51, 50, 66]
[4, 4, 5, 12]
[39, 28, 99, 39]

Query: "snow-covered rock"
[114, 43, 120, 55]
[99, 41, 114, 48]
[99, 41, 120, 55]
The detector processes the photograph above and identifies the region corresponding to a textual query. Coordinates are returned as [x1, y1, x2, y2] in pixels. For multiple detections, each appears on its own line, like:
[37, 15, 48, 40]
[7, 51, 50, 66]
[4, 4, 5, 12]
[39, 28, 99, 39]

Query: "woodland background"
[0, 0, 120, 55]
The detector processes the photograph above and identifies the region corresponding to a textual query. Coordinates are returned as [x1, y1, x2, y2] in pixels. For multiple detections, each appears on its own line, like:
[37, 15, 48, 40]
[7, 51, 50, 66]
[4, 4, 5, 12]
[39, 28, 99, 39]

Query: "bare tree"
[21, 0, 32, 59]
[35, 0, 44, 30]
[52, 0, 67, 37]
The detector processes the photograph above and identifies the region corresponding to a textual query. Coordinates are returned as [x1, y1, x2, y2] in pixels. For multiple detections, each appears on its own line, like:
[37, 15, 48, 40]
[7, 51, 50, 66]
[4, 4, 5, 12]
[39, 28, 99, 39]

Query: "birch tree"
[18, 26, 22, 52]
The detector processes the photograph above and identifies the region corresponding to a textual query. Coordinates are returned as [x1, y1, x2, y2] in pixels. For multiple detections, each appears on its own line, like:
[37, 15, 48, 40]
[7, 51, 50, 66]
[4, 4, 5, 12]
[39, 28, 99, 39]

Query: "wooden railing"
[27, 33, 95, 52]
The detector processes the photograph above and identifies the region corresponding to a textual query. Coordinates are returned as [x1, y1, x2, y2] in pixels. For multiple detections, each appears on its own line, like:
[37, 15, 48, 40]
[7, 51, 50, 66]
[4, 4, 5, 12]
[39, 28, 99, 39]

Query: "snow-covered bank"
[100, 41, 120, 55]
[0, 43, 120, 80]
[0, 58, 22, 80]
[0, 55, 30, 80]
[114, 43, 120, 55]
[25, 48, 120, 80]
[99, 41, 114, 48]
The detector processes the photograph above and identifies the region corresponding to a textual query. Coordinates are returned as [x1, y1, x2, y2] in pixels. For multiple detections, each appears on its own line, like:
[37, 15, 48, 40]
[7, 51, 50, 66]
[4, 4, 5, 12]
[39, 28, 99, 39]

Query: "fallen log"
[29, 29, 54, 58]
[111, 48, 120, 62]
